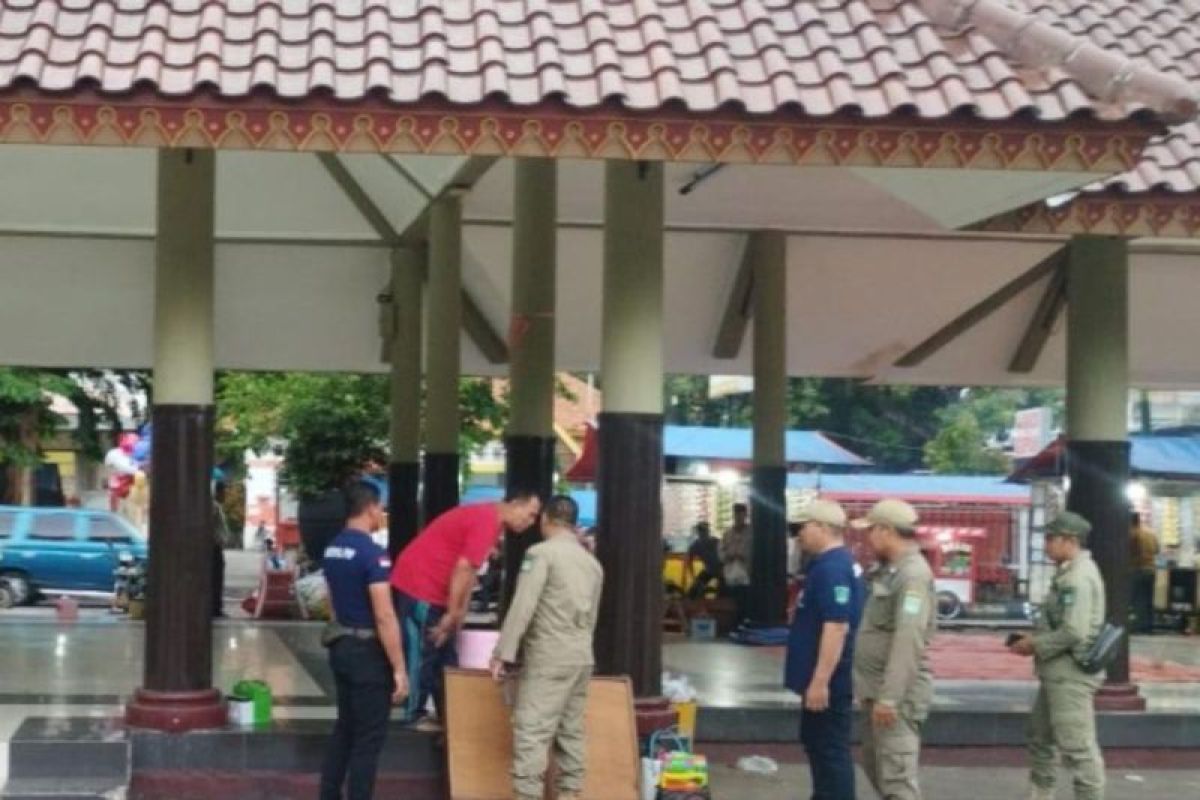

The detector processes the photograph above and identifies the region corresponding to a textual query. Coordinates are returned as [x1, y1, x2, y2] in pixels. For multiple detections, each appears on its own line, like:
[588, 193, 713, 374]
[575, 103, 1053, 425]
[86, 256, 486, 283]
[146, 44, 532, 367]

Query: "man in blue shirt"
[319, 482, 409, 800]
[785, 499, 864, 800]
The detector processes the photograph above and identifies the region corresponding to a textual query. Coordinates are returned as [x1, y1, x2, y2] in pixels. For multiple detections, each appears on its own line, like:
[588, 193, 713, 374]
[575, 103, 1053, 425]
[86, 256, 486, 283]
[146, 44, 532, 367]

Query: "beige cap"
[851, 498, 919, 533]
[794, 499, 847, 528]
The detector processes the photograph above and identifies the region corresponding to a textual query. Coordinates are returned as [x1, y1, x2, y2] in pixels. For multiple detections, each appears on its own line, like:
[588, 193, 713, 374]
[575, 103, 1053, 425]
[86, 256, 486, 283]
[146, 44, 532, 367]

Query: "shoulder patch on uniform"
[1061, 587, 1075, 606]
[833, 585, 850, 605]
[902, 591, 924, 615]
[520, 555, 535, 573]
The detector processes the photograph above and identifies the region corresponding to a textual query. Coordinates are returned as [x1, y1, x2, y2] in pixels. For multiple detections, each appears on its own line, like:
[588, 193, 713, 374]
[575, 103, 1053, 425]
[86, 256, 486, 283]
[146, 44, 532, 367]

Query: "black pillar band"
[502, 435, 557, 616]
[594, 412, 664, 697]
[422, 451, 460, 525]
[1066, 438, 1132, 684]
[387, 461, 420, 559]
[749, 465, 789, 627]
[143, 404, 215, 693]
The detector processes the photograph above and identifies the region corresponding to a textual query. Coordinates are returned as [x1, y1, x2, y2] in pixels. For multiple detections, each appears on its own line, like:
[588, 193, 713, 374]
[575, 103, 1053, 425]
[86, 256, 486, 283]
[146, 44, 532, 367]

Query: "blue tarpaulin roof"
[1008, 434, 1200, 481]
[664, 425, 868, 466]
[460, 486, 597, 528]
[788, 473, 1030, 505]
[1130, 435, 1200, 478]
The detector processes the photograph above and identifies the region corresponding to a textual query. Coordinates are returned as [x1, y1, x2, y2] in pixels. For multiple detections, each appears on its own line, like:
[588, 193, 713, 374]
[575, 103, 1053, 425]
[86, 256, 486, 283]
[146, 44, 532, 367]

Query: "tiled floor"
[662, 639, 1200, 712]
[1, 613, 1198, 785]
[2, 615, 1198, 711]
[0, 620, 325, 701]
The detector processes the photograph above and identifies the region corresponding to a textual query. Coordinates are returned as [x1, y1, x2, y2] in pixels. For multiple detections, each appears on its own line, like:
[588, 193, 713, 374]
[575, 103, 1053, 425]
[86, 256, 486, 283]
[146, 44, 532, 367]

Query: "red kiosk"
[916, 525, 987, 620]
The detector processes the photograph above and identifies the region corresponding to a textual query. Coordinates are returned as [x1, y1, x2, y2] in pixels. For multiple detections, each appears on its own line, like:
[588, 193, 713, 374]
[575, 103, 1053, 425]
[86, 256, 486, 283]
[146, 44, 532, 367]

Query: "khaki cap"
[851, 498, 919, 533]
[794, 499, 847, 528]
[1045, 511, 1091, 542]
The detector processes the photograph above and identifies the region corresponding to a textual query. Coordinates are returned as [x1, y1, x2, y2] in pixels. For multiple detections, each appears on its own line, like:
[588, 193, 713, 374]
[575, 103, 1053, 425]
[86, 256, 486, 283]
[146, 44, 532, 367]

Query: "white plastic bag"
[640, 757, 662, 800]
[737, 755, 779, 775]
[661, 671, 698, 703]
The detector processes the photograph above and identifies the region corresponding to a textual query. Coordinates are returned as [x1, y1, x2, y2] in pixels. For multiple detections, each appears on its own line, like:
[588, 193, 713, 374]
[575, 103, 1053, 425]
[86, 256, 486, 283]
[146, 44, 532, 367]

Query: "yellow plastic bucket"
[672, 700, 698, 741]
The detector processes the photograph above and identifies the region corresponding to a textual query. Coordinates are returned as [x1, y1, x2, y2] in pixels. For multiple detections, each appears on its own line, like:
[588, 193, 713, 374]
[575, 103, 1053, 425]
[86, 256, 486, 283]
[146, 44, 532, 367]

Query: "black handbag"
[1076, 622, 1125, 674]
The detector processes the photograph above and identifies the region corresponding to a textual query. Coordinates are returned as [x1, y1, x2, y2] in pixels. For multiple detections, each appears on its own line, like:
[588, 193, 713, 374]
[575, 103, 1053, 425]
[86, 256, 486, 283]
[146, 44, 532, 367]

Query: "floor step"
[5, 718, 129, 788]
[0, 776, 126, 799]
[128, 769, 441, 800]
[130, 720, 441, 773]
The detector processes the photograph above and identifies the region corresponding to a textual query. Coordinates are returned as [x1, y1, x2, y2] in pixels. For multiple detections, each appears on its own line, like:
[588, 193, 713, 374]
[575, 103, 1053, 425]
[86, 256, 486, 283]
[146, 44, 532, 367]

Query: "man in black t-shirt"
[319, 483, 409, 800]
[686, 522, 723, 600]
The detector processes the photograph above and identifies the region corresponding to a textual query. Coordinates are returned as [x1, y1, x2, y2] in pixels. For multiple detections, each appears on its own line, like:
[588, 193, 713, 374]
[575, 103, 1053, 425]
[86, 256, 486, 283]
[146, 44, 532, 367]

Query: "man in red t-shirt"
[391, 491, 542, 727]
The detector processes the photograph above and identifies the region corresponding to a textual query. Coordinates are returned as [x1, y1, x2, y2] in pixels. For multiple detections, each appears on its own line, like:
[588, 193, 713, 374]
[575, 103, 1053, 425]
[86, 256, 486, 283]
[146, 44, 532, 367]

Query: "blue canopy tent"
[566, 424, 868, 483]
[1009, 434, 1200, 482]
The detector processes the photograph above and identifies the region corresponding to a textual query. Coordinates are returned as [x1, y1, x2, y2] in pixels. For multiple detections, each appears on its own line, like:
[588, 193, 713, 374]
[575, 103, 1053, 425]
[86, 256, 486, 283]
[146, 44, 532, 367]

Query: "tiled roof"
[1017, 0, 1200, 195]
[1102, 123, 1200, 193]
[0, 0, 1192, 124]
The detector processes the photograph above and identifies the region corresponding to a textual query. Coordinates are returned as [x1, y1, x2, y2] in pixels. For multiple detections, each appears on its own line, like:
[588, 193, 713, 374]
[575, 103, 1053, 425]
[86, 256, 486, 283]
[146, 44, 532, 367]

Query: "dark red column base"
[126, 688, 227, 732]
[1095, 682, 1146, 712]
[634, 697, 678, 738]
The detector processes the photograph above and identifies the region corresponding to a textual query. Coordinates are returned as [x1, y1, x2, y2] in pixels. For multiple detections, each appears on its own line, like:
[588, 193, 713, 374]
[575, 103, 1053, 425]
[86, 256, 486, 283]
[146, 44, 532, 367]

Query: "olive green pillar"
[389, 246, 424, 557]
[595, 161, 667, 706]
[1065, 235, 1140, 709]
[749, 231, 788, 626]
[423, 193, 463, 523]
[503, 158, 559, 615]
[127, 148, 224, 731]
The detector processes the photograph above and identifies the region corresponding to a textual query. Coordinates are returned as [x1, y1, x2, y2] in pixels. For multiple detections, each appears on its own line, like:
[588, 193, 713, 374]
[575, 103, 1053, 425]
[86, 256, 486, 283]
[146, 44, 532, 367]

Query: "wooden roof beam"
[893, 245, 1068, 368]
[320, 153, 508, 364]
[317, 152, 401, 244]
[712, 233, 758, 359]
[1008, 260, 1067, 374]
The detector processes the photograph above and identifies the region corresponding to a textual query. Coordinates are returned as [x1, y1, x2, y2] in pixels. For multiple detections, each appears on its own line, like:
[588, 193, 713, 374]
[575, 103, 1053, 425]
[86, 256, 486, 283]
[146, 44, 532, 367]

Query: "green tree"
[922, 387, 1063, 474]
[0, 369, 63, 502]
[1, 368, 148, 503]
[923, 408, 1011, 474]
[215, 371, 509, 488]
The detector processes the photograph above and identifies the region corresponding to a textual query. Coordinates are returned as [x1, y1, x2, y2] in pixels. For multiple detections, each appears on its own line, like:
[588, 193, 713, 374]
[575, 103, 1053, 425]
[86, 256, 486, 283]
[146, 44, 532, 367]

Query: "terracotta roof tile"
[1030, 0, 1200, 194]
[0, 0, 1191, 125]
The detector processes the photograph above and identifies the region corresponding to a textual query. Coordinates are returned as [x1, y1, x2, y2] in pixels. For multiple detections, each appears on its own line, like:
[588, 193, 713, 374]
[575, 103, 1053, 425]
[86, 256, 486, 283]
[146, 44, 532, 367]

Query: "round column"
[1065, 235, 1141, 710]
[595, 160, 667, 705]
[503, 158, 559, 616]
[126, 148, 225, 732]
[423, 193, 463, 522]
[389, 246, 424, 557]
[749, 231, 788, 627]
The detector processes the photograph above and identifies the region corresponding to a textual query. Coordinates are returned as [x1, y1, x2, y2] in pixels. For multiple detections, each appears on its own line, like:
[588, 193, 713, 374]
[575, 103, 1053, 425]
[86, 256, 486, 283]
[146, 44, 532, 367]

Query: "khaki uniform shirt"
[495, 532, 604, 668]
[1033, 551, 1105, 683]
[853, 547, 937, 718]
[1131, 527, 1159, 570]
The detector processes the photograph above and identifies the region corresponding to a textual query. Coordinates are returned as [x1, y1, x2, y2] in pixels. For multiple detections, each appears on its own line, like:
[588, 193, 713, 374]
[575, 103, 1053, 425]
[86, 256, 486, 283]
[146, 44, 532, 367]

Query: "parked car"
[0, 505, 147, 608]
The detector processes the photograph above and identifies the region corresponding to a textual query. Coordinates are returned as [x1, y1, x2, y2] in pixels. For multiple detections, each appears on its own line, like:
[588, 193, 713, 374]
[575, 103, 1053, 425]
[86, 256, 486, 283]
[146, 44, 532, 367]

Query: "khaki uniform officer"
[852, 499, 937, 800]
[492, 495, 604, 800]
[1009, 512, 1106, 800]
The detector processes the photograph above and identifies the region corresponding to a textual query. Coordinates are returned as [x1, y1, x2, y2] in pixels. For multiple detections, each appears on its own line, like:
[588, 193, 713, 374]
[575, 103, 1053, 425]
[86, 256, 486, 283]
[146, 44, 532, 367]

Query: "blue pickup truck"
[0, 506, 148, 607]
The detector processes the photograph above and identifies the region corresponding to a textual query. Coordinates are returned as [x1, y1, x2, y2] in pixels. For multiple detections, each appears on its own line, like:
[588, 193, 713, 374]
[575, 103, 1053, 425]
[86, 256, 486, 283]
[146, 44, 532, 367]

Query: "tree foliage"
[0, 368, 149, 503]
[663, 375, 1063, 474]
[215, 371, 509, 495]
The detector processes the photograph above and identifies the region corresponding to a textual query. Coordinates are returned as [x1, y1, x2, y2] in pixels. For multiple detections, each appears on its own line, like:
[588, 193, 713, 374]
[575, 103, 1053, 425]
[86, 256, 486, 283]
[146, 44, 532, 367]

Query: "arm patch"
[902, 591, 924, 615]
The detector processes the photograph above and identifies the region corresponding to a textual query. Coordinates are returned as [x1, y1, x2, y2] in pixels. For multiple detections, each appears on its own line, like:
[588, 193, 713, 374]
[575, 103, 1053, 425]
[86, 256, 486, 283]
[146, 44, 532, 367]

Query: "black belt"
[322, 622, 378, 647]
[341, 625, 378, 639]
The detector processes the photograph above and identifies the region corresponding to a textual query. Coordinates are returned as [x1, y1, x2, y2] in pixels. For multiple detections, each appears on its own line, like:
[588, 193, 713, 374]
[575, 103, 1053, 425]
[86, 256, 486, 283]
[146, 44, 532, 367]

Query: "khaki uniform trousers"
[861, 701, 924, 800]
[1028, 679, 1105, 799]
[512, 664, 592, 800]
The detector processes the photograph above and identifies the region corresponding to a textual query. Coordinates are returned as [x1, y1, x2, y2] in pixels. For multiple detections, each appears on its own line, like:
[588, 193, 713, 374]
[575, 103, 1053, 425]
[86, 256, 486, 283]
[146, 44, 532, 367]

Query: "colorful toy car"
[658, 751, 709, 792]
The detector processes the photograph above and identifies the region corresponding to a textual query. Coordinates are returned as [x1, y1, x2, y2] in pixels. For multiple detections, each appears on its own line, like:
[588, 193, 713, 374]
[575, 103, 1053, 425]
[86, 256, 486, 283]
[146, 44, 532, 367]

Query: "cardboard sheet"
[445, 668, 640, 800]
